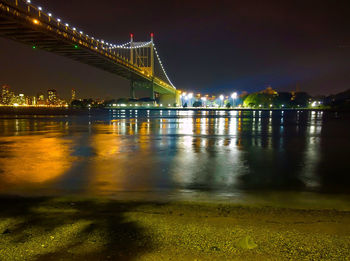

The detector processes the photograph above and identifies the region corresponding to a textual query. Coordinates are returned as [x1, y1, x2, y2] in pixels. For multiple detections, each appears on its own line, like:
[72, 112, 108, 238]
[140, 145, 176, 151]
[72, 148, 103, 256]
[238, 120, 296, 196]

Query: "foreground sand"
[0, 196, 349, 260]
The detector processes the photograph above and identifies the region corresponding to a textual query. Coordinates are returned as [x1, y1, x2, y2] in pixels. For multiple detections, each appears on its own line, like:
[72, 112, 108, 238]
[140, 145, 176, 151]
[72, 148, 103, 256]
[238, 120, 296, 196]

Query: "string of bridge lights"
[153, 44, 176, 88]
[25, 0, 130, 48]
[107, 42, 132, 49]
[108, 41, 153, 50]
[24, 0, 176, 88]
[106, 41, 131, 48]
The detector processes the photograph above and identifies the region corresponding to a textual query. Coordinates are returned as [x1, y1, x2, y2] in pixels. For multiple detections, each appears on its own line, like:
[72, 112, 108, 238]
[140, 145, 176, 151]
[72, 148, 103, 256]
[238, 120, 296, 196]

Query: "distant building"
[18, 94, 25, 105]
[1, 85, 11, 105]
[47, 89, 57, 105]
[71, 89, 76, 101]
[260, 86, 278, 95]
[28, 96, 37, 105]
[37, 93, 45, 105]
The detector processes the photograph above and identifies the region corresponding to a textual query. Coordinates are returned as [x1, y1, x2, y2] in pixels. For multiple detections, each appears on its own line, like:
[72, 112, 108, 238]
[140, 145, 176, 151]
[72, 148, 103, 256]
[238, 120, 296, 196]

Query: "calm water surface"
[0, 110, 349, 209]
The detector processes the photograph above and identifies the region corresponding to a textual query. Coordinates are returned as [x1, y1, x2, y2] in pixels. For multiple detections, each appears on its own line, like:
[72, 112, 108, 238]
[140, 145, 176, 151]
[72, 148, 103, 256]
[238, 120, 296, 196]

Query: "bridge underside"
[0, 1, 176, 99]
[130, 81, 180, 106]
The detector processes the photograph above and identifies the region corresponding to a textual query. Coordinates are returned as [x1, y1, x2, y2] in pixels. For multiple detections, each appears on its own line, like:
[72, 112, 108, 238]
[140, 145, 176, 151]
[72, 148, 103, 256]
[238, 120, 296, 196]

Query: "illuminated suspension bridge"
[0, 0, 180, 105]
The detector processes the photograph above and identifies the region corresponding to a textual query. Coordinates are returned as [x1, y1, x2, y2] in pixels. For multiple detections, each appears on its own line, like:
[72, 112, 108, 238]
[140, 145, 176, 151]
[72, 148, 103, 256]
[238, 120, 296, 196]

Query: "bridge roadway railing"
[0, 0, 176, 94]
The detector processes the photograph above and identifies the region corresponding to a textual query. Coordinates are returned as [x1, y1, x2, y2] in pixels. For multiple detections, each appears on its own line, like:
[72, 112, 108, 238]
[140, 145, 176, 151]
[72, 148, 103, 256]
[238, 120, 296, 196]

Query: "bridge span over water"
[0, 0, 180, 105]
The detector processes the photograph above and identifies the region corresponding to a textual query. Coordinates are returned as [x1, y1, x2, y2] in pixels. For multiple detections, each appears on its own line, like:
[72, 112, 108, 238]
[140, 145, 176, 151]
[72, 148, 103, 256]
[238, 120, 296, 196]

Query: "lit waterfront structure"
[177, 87, 322, 109]
[178, 91, 241, 108]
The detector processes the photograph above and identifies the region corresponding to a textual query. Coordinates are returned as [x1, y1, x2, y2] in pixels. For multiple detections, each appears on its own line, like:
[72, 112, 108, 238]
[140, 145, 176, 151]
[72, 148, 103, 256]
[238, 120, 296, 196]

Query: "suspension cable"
[153, 43, 176, 88]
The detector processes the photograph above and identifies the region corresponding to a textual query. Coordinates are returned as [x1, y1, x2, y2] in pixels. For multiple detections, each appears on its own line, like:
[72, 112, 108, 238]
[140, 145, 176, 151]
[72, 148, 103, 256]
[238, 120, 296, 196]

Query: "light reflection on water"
[0, 110, 349, 208]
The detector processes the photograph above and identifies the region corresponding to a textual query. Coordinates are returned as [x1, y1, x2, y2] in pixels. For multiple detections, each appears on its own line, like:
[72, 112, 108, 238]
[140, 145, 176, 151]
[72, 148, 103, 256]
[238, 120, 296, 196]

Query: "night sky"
[1, 0, 349, 99]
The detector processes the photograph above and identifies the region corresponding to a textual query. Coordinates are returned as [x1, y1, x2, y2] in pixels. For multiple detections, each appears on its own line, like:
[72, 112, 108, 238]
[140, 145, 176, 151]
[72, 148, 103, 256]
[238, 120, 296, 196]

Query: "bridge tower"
[150, 33, 154, 77]
[130, 33, 134, 65]
[129, 33, 156, 100]
[129, 33, 135, 99]
[150, 33, 155, 100]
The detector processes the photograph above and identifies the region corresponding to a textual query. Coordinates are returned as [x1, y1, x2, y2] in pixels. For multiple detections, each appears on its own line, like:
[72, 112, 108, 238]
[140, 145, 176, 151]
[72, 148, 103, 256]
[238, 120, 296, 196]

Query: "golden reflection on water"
[88, 131, 126, 193]
[0, 135, 75, 187]
[87, 121, 156, 194]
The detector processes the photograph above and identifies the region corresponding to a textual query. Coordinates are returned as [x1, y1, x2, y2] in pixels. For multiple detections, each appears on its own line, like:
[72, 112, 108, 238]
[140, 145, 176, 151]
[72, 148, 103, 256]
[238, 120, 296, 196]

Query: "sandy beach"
[0, 196, 349, 260]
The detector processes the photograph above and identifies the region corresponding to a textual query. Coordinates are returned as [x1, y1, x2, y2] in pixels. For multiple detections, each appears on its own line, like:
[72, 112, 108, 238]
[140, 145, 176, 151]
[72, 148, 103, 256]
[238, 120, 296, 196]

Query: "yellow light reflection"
[87, 123, 156, 194]
[0, 136, 74, 186]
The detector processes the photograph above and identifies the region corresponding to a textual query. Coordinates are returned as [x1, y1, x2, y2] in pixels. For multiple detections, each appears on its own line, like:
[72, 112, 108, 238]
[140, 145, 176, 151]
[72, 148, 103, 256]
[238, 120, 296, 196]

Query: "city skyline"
[1, 83, 328, 109]
[0, 84, 69, 106]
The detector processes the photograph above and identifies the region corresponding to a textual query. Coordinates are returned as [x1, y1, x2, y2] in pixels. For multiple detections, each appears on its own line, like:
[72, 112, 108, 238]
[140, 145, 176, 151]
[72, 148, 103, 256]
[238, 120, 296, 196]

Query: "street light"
[231, 92, 238, 107]
[188, 93, 193, 107]
[180, 92, 187, 107]
[220, 95, 224, 107]
[201, 97, 207, 107]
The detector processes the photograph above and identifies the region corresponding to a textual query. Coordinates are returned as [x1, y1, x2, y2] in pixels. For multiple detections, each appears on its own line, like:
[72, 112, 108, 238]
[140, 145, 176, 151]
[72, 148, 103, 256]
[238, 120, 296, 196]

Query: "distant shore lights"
[179, 91, 240, 108]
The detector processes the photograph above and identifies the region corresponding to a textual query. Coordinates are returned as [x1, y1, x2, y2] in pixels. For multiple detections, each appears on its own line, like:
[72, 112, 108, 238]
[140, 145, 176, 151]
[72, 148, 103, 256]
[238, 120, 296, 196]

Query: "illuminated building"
[25, 96, 36, 106]
[47, 89, 57, 105]
[37, 93, 45, 105]
[1, 85, 11, 105]
[31, 96, 37, 105]
[18, 94, 25, 105]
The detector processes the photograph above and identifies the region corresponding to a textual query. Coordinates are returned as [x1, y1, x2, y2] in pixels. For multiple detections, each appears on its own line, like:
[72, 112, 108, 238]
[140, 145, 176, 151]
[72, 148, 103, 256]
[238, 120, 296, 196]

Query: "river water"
[0, 109, 349, 209]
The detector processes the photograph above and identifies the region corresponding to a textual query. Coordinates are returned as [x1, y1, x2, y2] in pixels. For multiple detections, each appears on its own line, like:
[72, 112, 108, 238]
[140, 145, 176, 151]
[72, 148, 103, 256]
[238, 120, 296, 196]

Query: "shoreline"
[0, 106, 331, 116]
[0, 195, 349, 260]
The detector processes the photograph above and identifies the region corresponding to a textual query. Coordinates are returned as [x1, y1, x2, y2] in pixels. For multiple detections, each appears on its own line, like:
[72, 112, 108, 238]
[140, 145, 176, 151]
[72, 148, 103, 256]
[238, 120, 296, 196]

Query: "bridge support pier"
[129, 80, 179, 105]
[149, 81, 155, 100]
[159, 91, 181, 107]
[130, 81, 135, 99]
